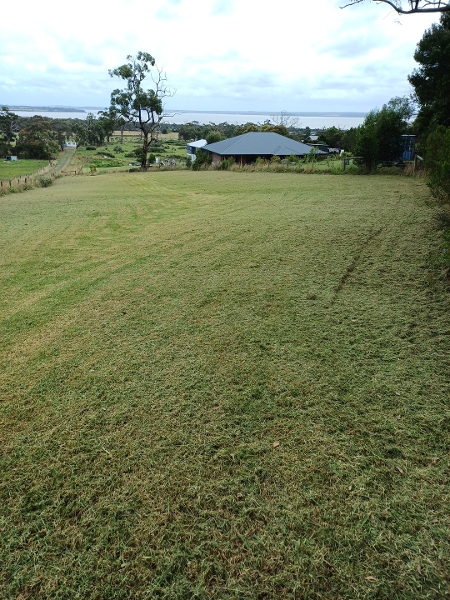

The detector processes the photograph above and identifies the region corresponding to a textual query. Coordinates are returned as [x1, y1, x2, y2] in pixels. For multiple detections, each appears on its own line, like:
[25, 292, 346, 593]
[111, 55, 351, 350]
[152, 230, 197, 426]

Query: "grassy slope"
[0, 171, 449, 599]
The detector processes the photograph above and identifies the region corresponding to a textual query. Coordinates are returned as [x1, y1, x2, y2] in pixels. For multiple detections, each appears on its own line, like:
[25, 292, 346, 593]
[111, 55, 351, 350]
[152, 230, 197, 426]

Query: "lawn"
[1, 171, 449, 599]
[0, 159, 49, 180]
[75, 132, 187, 172]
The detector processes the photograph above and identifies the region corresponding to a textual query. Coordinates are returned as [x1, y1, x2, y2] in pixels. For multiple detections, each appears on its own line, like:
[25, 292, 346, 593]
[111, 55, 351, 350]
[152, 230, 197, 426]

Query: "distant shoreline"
[3, 106, 87, 113]
[171, 109, 368, 118]
[2, 105, 367, 118]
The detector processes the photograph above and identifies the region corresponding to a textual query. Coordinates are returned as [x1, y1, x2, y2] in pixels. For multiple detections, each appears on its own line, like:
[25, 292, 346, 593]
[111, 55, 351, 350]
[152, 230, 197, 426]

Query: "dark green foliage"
[426, 126, 450, 202]
[77, 112, 115, 147]
[409, 12, 450, 133]
[0, 141, 12, 159]
[205, 130, 222, 144]
[0, 107, 19, 145]
[321, 126, 345, 148]
[15, 116, 60, 160]
[341, 128, 358, 153]
[37, 177, 53, 188]
[192, 149, 212, 170]
[355, 97, 413, 173]
[216, 157, 235, 170]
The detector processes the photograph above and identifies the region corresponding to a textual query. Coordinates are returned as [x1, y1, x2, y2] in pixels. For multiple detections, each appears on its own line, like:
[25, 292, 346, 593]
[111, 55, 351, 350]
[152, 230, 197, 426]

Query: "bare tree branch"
[341, 0, 450, 14]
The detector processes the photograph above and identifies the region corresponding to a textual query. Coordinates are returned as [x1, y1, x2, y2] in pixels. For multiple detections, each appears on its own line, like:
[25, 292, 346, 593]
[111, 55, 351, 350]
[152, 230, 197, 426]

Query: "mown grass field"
[0, 159, 49, 180]
[1, 171, 449, 599]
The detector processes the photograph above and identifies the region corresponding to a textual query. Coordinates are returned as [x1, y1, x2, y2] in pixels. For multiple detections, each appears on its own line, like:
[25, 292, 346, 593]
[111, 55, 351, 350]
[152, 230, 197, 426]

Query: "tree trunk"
[141, 130, 149, 171]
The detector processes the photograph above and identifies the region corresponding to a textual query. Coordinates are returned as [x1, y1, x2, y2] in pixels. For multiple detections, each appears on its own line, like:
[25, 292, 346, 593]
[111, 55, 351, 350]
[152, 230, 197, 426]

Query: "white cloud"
[0, 0, 440, 112]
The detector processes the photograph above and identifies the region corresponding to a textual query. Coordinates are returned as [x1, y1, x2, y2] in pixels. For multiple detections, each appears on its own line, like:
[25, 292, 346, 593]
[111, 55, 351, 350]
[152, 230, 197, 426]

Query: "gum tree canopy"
[408, 11, 450, 131]
[109, 51, 173, 171]
[341, 1, 450, 14]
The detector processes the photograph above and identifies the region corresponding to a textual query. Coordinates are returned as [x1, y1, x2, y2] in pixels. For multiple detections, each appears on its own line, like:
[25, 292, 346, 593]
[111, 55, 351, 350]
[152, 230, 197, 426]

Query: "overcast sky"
[0, 0, 439, 113]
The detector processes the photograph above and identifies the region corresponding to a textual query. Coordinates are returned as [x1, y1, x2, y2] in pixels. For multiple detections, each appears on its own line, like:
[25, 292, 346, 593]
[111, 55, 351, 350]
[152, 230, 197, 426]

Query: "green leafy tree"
[409, 12, 450, 134]
[0, 107, 19, 145]
[322, 126, 345, 148]
[50, 119, 73, 150]
[72, 122, 88, 147]
[109, 51, 173, 170]
[97, 108, 119, 144]
[178, 123, 203, 141]
[15, 116, 60, 159]
[303, 126, 312, 142]
[261, 123, 289, 136]
[425, 126, 450, 201]
[206, 130, 222, 144]
[355, 97, 413, 172]
[341, 127, 359, 153]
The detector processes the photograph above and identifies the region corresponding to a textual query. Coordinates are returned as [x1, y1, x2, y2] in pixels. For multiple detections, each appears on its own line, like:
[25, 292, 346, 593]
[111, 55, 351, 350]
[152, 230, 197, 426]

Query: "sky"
[0, 0, 440, 114]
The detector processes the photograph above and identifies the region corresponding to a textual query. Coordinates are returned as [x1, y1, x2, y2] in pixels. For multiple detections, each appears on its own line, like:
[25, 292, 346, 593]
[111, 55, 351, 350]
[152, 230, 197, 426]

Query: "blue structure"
[401, 135, 416, 161]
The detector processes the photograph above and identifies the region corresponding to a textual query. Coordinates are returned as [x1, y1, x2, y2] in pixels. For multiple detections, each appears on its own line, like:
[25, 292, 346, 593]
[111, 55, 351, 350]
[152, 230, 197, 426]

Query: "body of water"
[12, 109, 367, 129]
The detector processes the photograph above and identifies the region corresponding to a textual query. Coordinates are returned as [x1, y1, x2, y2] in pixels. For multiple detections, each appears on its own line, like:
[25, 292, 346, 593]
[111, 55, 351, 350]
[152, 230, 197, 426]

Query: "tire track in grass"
[330, 227, 384, 305]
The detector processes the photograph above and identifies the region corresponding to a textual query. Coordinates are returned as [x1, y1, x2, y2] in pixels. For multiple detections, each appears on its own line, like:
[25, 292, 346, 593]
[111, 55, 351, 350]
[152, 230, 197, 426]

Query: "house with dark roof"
[202, 132, 325, 165]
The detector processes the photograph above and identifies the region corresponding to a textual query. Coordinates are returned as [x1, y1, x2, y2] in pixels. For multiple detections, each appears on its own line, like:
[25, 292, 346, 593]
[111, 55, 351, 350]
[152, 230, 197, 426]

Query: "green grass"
[0, 159, 49, 180]
[1, 171, 449, 598]
[75, 134, 187, 172]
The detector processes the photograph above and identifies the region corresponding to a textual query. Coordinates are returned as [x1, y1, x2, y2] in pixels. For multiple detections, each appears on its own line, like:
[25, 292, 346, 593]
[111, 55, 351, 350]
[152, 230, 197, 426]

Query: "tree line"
[2, 7, 449, 198]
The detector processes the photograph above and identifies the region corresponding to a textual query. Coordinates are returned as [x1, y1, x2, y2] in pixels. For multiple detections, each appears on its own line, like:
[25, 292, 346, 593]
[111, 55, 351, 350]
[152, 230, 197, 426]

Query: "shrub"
[37, 177, 53, 187]
[192, 149, 212, 171]
[216, 157, 235, 170]
[426, 126, 450, 203]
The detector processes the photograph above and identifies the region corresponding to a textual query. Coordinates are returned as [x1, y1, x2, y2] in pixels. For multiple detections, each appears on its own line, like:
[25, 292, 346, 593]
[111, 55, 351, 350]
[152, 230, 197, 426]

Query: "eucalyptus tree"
[409, 11, 450, 131]
[0, 107, 19, 145]
[108, 51, 173, 170]
[341, 0, 450, 14]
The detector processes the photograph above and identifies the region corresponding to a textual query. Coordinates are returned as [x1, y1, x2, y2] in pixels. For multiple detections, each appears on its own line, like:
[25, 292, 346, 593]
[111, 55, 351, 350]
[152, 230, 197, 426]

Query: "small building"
[63, 141, 77, 149]
[186, 139, 207, 161]
[203, 132, 325, 165]
[400, 135, 416, 161]
[6, 155, 18, 161]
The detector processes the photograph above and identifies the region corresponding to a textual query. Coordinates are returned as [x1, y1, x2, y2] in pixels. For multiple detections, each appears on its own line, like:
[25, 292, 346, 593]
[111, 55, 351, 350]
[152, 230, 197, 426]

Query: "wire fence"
[0, 149, 81, 190]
